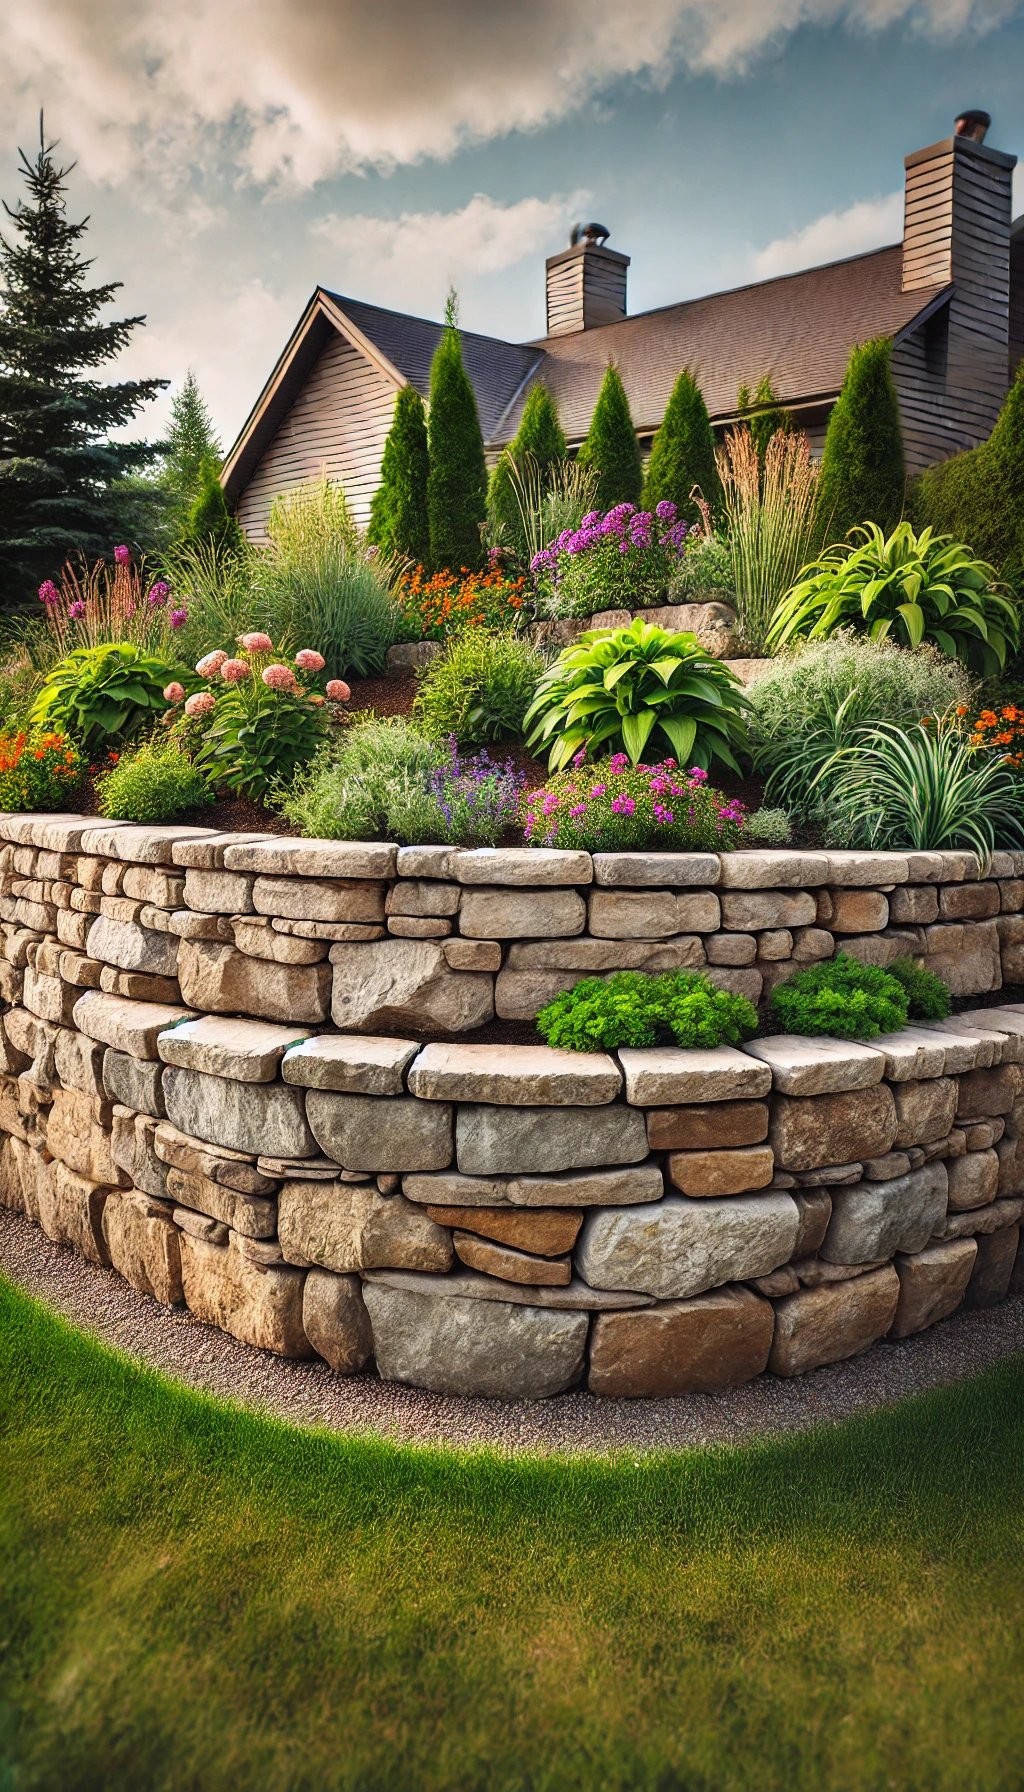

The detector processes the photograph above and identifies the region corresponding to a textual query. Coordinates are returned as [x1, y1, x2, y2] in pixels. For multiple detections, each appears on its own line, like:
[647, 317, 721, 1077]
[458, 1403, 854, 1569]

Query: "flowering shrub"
[536, 971, 758, 1053]
[36, 548, 187, 654]
[397, 565, 526, 640]
[173, 634, 345, 800]
[0, 730, 83, 811]
[966, 701, 1024, 769]
[523, 756, 745, 852]
[530, 501, 692, 618]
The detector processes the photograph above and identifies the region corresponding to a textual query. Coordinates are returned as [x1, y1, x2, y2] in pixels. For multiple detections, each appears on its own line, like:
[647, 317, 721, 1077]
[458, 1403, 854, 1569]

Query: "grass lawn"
[1, 1276, 1022, 1792]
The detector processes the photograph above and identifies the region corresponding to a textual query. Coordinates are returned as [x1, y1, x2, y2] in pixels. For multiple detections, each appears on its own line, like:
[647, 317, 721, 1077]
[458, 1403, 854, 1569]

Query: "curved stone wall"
[0, 812, 1022, 1399]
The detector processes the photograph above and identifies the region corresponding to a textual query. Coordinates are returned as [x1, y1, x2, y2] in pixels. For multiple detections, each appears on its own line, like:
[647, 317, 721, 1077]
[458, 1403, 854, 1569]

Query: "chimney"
[902, 110, 1017, 437]
[545, 224, 629, 336]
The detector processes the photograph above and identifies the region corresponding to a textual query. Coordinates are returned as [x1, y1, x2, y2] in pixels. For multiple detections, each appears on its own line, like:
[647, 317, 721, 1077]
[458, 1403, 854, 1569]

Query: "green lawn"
[1, 1276, 1022, 1792]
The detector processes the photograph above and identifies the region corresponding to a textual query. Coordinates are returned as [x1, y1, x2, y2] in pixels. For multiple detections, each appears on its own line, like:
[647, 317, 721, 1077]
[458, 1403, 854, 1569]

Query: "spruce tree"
[368, 383, 430, 565]
[815, 337, 905, 544]
[577, 363, 642, 510]
[738, 374, 793, 464]
[642, 367, 721, 523]
[182, 453, 244, 555]
[426, 292, 488, 571]
[165, 370, 221, 516]
[0, 118, 166, 602]
[487, 382, 566, 554]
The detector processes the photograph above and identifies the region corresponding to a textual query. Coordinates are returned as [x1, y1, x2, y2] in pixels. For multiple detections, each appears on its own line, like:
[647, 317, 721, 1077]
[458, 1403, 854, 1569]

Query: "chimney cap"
[955, 108, 991, 143]
[569, 221, 611, 249]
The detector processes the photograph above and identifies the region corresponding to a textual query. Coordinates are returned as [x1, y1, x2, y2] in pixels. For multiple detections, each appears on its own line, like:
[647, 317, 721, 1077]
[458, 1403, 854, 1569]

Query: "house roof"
[223, 242, 950, 497]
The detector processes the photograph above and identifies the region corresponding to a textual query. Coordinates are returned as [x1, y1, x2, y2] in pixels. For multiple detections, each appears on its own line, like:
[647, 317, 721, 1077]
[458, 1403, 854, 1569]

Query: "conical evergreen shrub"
[738, 375, 792, 465]
[487, 383, 566, 553]
[642, 368, 721, 523]
[183, 454, 244, 554]
[578, 363, 642, 510]
[426, 296, 487, 571]
[914, 362, 1024, 588]
[815, 337, 905, 544]
[368, 385, 430, 566]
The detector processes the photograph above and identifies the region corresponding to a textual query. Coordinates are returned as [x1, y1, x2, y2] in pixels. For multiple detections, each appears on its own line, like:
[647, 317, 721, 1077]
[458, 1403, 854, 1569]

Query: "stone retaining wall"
[0, 812, 1022, 1399]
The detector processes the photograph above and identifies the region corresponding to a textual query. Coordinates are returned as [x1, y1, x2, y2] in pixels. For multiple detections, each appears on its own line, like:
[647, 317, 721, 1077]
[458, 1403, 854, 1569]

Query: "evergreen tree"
[738, 374, 793, 464]
[577, 363, 642, 510]
[915, 362, 1024, 588]
[487, 382, 566, 554]
[642, 367, 721, 524]
[0, 118, 166, 602]
[815, 337, 905, 544]
[182, 452, 243, 555]
[426, 291, 487, 571]
[165, 369, 221, 515]
[368, 383, 430, 565]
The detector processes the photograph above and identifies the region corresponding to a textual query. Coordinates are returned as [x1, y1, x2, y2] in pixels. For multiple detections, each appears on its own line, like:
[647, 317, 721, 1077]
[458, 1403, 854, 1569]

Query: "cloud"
[312, 192, 590, 299]
[751, 191, 905, 278]
[2, 0, 1019, 193]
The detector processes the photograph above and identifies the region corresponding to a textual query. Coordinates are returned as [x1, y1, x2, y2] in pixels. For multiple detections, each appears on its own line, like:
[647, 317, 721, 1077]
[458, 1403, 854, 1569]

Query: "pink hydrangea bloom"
[196, 650, 227, 676]
[326, 679, 350, 702]
[113, 544, 131, 566]
[294, 648, 325, 672]
[184, 691, 216, 719]
[221, 658, 251, 683]
[163, 682, 186, 705]
[238, 632, 273, 653]
[262, 663, 297, 691]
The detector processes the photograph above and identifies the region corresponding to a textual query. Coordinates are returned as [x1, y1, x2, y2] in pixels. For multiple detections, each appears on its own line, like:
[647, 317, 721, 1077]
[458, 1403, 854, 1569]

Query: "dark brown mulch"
[345, 673, 418, 719]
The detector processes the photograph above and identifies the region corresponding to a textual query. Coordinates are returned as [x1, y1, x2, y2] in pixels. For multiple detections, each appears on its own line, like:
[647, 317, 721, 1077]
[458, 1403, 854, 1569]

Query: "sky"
[2, 0, 1023, 452]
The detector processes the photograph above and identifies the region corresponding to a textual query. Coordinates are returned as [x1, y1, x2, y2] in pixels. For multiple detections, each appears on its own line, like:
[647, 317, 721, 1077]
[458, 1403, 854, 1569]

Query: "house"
[222, 111, 1022, 538]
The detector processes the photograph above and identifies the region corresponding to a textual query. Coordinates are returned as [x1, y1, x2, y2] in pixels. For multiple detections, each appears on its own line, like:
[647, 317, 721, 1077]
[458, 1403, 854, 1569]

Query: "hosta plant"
[170, 634, 347, 801]
[31, 642, 177, 750]
[767, 522, 1019, 676]
[821, 711, 1024, 861]
[523, 618, 749, 773]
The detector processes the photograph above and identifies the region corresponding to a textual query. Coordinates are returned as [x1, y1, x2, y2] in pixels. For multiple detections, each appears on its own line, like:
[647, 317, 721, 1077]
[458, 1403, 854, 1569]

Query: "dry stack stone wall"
[0, 811, 1022, 1399]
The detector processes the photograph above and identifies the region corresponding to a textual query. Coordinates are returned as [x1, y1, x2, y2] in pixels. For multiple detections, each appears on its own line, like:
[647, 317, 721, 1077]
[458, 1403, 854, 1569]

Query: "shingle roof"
[324, 293, 543, 441]
[498, 244, 949, 445]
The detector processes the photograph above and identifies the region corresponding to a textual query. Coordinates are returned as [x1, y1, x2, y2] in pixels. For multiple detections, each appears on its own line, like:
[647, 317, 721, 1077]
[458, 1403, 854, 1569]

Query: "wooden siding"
[545, 244, 628, 337]
[234, 331, 399, 540]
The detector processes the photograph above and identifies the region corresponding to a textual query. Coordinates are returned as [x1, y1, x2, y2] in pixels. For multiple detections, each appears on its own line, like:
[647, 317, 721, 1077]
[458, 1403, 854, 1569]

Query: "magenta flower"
[610, 794, 636, 816]
[38, 580, 60, 606]
[147, 580, 170, 607]
[113, 544, 131, 566]
[169, 607, 188, 629]
[68, 599, 86, 620]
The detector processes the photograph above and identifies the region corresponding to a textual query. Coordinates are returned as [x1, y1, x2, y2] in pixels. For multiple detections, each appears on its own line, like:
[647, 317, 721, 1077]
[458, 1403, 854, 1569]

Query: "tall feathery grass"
[717, 427, 820, 654]
[503, 452, 599, 564]
[162, 537, 262, 666]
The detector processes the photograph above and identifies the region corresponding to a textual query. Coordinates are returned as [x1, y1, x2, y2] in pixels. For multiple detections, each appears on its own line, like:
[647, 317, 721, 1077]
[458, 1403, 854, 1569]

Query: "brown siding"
[234, 332, 399, 540]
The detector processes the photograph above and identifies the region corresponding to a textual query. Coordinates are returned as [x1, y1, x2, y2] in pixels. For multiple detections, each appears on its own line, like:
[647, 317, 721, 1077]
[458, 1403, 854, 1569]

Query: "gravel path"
[2, 1206, 1022, 1457]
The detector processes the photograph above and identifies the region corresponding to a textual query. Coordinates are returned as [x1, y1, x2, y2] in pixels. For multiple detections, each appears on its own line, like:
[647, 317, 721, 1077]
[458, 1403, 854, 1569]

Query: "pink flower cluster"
[522, 753, 746, 854]
[170, 632, 351, 725]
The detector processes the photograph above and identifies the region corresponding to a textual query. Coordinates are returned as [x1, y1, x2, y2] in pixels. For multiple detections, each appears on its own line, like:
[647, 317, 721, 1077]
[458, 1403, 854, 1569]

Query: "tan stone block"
[408, 1041, 619, 1107]
[946, 1149, 999, 1212]
[891, 1239, 977, 1337]
[645, 1100, 769, 1151]
[102, 1189, 183, 1304]
[46, 1086, 129, 1187]
[231, 916, 328, 965]
[705, 933, 756, 966]
[768, 1265, 899, 1375]
[587, 888, 719, 939]
[386, 880, 461, 918]
[302, 1268, 373, 1373]
[889, 885, 939, 924]
[956, 1064, 1023, 1121]
[421, 1203, 581, 1255]
[183, 866, 255, 914]
[306, 1090, 453, 1172]
[454, 1231, 571, 1285]
[588, 1286, 774, 1396]
[666, 1144, 774, 1197]
[793, 1189, 832, 1255]
[36, 1159, 111, 1264]
[278, 1179, 453, 1273]
[719, 890, 816, 930]
[177, 939, 331, 1024]
[252, 875, 386, 924]
[893, 1076, 958, 1146]
[179, 1230, 311, 1355]
[939, 882, 1001, 920]
[442, 938, 502, 972]
[460, 887, 586, 939]
[331, 939, 494, 1034]
[770, 1086, 898, 1171]
[388, 917, 451, 938]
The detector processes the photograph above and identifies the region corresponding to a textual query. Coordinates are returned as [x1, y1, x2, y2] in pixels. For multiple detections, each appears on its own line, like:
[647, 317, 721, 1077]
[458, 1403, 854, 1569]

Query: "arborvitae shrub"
[488, 383, 566, 553]
[642, 368, 721, 524]
[184, 454, 244, 554]
[737, 374, 793, 465]
[578, 364, 642, 510]
[914, 363, 1024, 588]
[369, 385, 430, 566]
[815, 337, 906, 545]
[426, 301, 488, 572]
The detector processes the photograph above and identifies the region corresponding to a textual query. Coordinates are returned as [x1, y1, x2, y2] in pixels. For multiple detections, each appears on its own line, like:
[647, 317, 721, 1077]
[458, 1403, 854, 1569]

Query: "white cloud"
[751, 191, 904, 278]
[1, 0, 1018, 194]
[312, 192, 590, 297]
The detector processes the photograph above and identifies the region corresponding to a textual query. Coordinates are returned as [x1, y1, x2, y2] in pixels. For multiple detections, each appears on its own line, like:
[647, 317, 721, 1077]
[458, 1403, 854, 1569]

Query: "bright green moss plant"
[770, 956, 909, 1040]
[536, 970, 758, 1053]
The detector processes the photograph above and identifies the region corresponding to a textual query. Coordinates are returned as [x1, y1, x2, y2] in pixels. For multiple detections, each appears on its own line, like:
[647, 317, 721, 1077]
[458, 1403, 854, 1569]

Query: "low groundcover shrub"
[523, 755, 745, 851]
[95, 737, 214, 824]
[536, 970, 758, 1052]
[770, 954, 950, 1041]
[413, 628, 543, 746]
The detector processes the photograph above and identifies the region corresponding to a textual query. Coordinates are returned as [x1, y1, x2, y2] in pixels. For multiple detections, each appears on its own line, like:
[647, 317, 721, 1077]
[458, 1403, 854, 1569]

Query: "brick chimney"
[545, 226, 629, 336]
[902, 111, 1016, 436]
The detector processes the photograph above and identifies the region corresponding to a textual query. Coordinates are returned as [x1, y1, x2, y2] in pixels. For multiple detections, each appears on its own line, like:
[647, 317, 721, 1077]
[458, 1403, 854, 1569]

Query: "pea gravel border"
[2, 1206, 1022, 1457]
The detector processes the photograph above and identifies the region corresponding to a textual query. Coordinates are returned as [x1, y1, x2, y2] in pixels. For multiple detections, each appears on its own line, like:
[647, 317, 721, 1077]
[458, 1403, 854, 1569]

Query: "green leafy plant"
[413, 628, 543, 745]
[30, 642, 176, 749]
[536, 970, 758, 1053]
[666, 531, 734, 602]
[277, 720, 524, 846]
[0, 728, 82, 810]
[180, 634, 335, 801]
[813, 337, 906, 544]
[252, 477, 402, 678]
[95, 736, 213, 823]
[770, 956, 910, 1041]
[742, 806, 793, 846]
[716, 425, 820, 653]
[822, 713, 1024, 859]
[767, 523, 1019, 677]
[888, 957, 952, 1022]
[747, 634, 974, 822]
[523, 758, 745, 851]
[577, 363, 642, 511]
[524, 617, 749, 773]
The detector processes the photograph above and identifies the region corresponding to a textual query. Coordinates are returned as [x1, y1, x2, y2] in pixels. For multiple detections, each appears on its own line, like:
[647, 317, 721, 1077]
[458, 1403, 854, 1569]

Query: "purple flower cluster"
[423, 737, 526, 845]
[147, 580, 170, 608]
[523, 753, 746, 854]
[530, 500, 690, 576]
